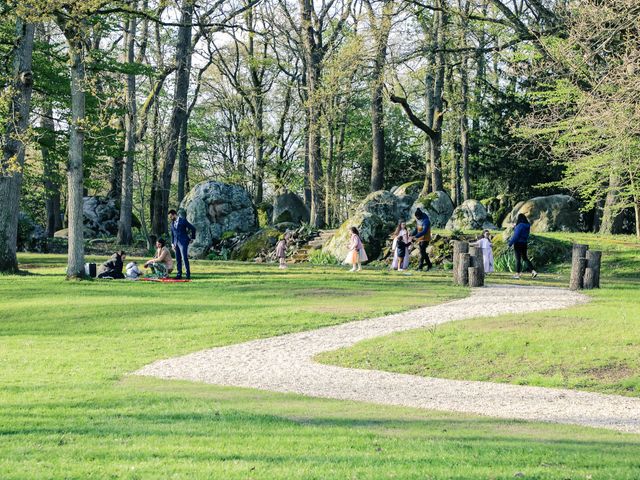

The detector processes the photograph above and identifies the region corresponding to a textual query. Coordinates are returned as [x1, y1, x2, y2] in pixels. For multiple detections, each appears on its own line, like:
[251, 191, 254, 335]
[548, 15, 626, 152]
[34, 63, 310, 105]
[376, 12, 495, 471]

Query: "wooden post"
[586, 250, 602, 288]
[468, 266, 483, 287]
[458, 253, 471, 286]
[469, 246, 485, 285]
[583, 267, 596, 289]
[569, 257, 587, 290]
[452, 241, 469, 285]
[569, 244, 589, 290]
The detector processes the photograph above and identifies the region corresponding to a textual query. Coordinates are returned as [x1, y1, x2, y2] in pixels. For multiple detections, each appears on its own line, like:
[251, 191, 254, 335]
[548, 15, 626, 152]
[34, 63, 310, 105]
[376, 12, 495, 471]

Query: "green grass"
[2, 253, 639, 478]
[319, 232, 640, 398]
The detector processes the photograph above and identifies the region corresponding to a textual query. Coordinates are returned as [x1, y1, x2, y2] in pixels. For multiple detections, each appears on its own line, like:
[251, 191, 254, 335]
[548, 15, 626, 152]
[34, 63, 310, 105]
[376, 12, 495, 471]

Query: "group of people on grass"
[97, 209, 196, 280]
[344, 209, 538, 279]
[98, 206, 538, 280]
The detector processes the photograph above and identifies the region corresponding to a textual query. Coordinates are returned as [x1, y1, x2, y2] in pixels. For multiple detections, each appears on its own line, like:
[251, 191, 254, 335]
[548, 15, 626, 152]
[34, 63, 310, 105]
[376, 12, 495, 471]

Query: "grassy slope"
[319, 233, 640, 397]
[1, 255, 639, 478]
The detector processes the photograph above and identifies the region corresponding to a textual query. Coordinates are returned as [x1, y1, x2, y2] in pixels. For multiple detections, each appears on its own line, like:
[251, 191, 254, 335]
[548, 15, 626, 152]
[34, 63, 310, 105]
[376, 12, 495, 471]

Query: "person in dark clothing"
[169, 209, 196, 279]
[411, 208, 432, 271]
[97, 251, 126, 279]
[508, 213, 538, 279]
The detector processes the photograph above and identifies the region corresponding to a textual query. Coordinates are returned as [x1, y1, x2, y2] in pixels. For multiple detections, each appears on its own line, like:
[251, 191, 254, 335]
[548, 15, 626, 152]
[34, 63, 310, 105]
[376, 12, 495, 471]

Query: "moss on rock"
[231, 227, 280, 261]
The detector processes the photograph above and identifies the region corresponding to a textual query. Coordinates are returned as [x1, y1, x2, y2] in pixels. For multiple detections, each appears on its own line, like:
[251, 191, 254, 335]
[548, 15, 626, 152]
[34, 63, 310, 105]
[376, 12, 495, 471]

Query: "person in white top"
[472, 229, 494, 274]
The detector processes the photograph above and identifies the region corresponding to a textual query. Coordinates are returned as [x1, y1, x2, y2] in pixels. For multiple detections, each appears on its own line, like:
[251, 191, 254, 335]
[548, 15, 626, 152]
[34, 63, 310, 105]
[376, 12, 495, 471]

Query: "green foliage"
[492, 234, 571, 272]
[308, 249, 339, 265]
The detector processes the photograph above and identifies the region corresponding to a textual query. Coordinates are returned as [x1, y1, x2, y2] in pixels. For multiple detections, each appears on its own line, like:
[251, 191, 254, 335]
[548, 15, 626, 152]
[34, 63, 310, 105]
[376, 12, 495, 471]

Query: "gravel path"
[134, 285, 640, 434]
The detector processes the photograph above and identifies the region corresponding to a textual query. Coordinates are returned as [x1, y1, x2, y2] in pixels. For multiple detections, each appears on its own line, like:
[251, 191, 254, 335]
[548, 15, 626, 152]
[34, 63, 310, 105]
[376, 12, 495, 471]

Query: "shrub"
[492, 234, 571, 272]
[308, 249, 339, 265]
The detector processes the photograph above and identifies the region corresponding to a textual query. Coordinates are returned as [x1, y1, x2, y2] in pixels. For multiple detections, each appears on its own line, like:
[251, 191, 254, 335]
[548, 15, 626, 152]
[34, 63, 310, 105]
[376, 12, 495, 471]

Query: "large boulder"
[445, 200, 497, 231]
[231, 227, 280, 261]
[17, 212, 47, 252]
[83, 196, 119, 238]
[272, 192, 310, 225]
[180, 181, 258, 258]
[502, 194, 581, 232]
[412, 191, 455, 228]
[323, 190, 401, 261]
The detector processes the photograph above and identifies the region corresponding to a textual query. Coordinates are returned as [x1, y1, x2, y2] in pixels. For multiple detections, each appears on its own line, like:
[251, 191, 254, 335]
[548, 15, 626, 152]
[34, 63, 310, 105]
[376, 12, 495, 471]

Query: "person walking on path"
[144, 238, 174, 278]
[472, 229, 494, 274]
[508, 213, 538, 279]
[344, 226, 367, 272]
[169, 209, 196, 279]
[97, 251, 126, 279]
[391, 221, 411, 271]
[411, 208, 432, 271]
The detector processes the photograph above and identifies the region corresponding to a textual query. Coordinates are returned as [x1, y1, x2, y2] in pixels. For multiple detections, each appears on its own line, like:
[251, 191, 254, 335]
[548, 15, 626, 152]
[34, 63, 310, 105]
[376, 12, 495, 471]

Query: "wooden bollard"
[569, 244, 589, 290]
[569, 257, 587, 290]
[583, 267, 596, 289]
[469, 246, 485, 287]
[468, 267, 483, 287]
[586, 250, 602, 288]
[458, 253, 471, 286]
[452, 241, 469, 285]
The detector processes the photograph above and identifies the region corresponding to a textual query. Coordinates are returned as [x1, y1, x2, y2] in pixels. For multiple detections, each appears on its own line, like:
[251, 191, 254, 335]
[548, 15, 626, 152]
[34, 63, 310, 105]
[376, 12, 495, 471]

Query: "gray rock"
[502, 194, 581, 232]
[83, 196, 120, 238]
[18, 212, 47, 252]
[411, 191, 455, 228]
[272, 192, 310, 225]
[446, 200, 497, 231]
[180, 181, 258, 258]
[323, 190, 401, 261]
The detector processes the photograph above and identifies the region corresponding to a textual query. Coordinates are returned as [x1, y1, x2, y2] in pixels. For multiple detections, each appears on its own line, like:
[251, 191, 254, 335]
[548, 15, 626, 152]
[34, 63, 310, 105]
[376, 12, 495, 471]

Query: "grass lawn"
[1, 252, 639, 478]
[319, 233, 640, 398]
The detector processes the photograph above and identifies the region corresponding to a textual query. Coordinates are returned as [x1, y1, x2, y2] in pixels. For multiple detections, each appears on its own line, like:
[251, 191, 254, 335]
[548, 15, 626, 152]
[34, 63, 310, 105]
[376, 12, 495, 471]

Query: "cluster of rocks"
[322, 185, 586, 264]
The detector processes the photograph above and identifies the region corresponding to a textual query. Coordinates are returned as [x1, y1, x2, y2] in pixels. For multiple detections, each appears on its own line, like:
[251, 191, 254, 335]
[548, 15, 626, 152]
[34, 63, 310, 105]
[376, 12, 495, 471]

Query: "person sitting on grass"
[144, 238, 174, 279]
[126, 261, 142, 280]
[97, 251, 126, 279]
[508, 213, 538, 280]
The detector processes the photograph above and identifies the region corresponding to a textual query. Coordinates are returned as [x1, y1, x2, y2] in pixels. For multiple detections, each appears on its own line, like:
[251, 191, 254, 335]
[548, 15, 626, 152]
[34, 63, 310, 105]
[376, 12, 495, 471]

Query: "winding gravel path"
[134, 285, 640, 434]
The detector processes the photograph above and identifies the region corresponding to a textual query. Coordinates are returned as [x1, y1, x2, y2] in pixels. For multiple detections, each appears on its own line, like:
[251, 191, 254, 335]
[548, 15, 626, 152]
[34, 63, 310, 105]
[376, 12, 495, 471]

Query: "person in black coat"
[97, 251, 126, 279]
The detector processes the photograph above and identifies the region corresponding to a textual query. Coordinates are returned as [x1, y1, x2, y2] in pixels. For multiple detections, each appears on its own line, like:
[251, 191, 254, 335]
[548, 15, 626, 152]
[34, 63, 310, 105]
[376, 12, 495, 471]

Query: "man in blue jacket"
[169, 209, 196, 279]
[508, 213, 538, 279]
[411, 208, 432, 271]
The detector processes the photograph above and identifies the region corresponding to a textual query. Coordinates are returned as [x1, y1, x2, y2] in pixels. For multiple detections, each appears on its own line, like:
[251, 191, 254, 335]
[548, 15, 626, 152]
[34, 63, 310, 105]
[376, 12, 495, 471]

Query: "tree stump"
[569, 244, 588, 290]
[458, 253, 471, 286]
[569, 257, 587, 290]
[469, 246, 485, 287]
[452, 241, 469, 285]
[583, 267, 596, 289]
[468, 267, 483, 287]
[586, 250, 602, 288]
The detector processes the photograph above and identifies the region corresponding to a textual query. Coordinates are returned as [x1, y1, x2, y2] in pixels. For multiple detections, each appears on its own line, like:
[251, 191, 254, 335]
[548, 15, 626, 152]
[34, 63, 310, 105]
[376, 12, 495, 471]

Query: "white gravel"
[134, 284, 640, 434]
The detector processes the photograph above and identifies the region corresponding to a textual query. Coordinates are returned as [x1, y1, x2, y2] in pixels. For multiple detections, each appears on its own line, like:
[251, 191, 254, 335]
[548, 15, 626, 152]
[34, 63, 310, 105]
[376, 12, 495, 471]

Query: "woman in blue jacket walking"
[508, 214, 538, 279]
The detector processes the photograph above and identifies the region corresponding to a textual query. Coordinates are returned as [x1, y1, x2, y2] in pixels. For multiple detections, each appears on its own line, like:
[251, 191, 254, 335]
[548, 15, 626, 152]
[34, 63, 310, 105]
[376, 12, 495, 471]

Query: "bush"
[308, 249, 339, 265]
[492, 234, 571, 272]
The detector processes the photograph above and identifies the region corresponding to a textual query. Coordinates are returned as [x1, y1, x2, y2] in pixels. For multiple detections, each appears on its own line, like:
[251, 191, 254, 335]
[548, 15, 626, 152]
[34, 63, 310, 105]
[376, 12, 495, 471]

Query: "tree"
[0, 19, 35, 273]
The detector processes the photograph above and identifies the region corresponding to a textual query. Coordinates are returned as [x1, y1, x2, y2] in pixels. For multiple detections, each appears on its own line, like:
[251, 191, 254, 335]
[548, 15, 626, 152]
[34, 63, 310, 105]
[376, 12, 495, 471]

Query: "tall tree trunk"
[460, 57, 470, 201]
[430, 3, 446, 192]
[300, 0, 324, 227]
[177, 117, 188, 202]
[108, 119, 124, 200]
[117, 13, 137, 245]
[0, 20, 34, 273]
[42, 104, 62, 237]
[599, 172, 624, 234]
[65, 33, 87, 278]
[151, 0, 193, 237]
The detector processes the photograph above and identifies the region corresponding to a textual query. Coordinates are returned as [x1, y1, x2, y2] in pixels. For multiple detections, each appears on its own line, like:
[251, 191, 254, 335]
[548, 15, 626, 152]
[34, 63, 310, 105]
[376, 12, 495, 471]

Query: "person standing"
[275, 235, 288, 269]
[391, 221, 411, 271]
[508, 213, 538, 279]
[344, 226, 367, 272]
[472, 229, 494, 274]
[169, 209, 196, 279]
[411, 208, 432, 271]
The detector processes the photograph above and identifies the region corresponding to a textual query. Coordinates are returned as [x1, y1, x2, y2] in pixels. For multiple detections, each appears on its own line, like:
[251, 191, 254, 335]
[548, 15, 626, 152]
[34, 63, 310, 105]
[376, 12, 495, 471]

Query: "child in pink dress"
[275, 235, 288, 269]
[344, 226, 367, 272]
